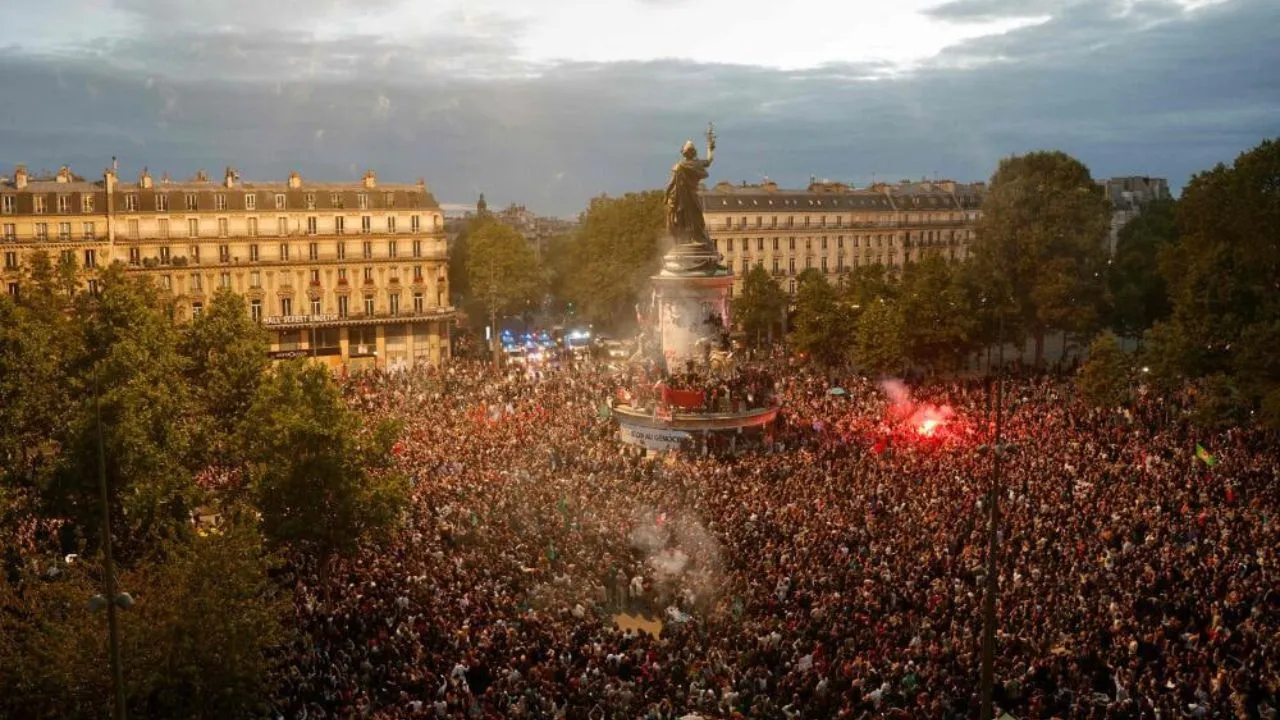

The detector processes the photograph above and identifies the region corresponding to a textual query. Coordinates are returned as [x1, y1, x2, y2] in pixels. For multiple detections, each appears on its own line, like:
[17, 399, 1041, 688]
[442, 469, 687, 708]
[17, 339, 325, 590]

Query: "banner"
[660, 385, 705, 410]
[619, 425, 691, 451]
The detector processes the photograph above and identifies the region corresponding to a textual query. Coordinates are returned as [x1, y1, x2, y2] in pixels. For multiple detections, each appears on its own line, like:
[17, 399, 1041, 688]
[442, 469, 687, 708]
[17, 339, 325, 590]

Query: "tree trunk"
[1034, 329, 1046, 368]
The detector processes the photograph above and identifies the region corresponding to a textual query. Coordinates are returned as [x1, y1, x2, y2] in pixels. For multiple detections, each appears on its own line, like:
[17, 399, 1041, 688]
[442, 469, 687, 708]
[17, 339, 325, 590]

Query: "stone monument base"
[653, 241, 734, 370]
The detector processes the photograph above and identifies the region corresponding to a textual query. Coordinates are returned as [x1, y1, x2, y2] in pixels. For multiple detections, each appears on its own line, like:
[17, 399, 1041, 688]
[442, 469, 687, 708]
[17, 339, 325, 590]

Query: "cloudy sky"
[1, 0, 1276, 216]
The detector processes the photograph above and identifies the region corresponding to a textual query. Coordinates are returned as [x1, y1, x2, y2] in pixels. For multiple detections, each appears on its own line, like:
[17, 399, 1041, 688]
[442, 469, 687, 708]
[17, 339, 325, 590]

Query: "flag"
[1195, 444, 1217, 467]
[546, 542, 558, 561]
[470, 512, 479, 527]
[557, 496, 569, 516]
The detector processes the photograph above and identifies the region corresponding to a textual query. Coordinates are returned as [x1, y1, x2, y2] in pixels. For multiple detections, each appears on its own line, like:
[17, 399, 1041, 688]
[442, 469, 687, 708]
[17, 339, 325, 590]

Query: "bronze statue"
[665, 123, 716, 251]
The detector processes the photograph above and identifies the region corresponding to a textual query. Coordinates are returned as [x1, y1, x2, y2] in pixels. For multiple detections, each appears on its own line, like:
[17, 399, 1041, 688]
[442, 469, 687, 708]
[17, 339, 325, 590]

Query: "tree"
[557, 191, 666, 329]
[181, 289, 271, 470]
[853, 298, 907, 377]
[1155, 138, 1280, 426]
[791, 269, 854, 366]
[732, 265, 786, 346]
[0, 525, 287, 720]
[0, 296, 77, 483]
[898, 256, 979, 373]
[1106, 199, 1176, 340]
[465, 219, 543, 342]
[244, 361, 408, 559]
[1077, 332, 1130, 408]
[970, 151, 1111, 365]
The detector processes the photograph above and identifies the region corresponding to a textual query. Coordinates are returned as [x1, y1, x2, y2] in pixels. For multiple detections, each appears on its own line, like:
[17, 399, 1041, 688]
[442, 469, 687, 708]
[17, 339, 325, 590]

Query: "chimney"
[139, 168, 153, 189]
[288, 171, 302, 189]
[224, 167, 236, 188]
[56, 166, 72, 184]
[14, 165, 28, 189]
[195, 169, 209, 183]
[362, 170, 377, 189]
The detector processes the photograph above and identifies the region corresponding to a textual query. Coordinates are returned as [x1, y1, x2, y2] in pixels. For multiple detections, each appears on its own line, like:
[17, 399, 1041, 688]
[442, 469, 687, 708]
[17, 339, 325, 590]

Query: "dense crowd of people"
[269, 358, 1279, 719]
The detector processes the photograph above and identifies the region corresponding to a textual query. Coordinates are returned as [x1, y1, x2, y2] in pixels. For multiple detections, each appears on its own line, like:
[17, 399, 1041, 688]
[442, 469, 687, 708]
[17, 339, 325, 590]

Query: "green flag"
[547, 541, 557, 561]
[470, 512, 479, 527]
[1195, 443, 1217, 467]
[558, 496, 569, 516]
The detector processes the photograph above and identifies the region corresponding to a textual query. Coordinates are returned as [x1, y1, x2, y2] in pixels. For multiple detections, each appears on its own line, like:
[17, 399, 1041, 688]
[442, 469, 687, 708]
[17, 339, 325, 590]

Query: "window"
[126, 219, 139, 239]
[128, 247, 140, 265]
[35, 223, 48, 240]
[250, 270, 261, 288]
[821, 236, 828, 250]
[337, 241, 346, 260]
[411, 215, 421, 232]
[277, 217, 288, 237]
[803, 216, 811, 228]
[771, 216, 778, 228]
[184, 194, 197, 211]
[837, 256, 844, 271]
[387, 216, 397, 233]
[384, 192, 395, 208]
[190, 245, 201, 264]
[220, 272, 231, 289]
[1, 196, 13, 214]
[788, 280, 796, 295]
[247, 217, 258, 236]
[218, 244, 230, 262]
[805, 257, 812, 270]
[804, 238, 811, 251]
[1, 224, 13, 241]
[309, 269, 320, 284]
[279, 244, 290, 261]
[280, 297, 292, 317]
[363, 267, 373, 283]
[307, 217, 317, 235]
[218, 218, 229, 237]
[310, 298, 322, 316]
[159, 246, 171, 264]
[723, 217, 731, 229]
[7, 282, 17, 298]
[739, 216, 746, 228]
[162, 275, 172, 291]
[82, 222, 95, 240]
[250, 299, 262, 321]
[60, 249, 75, 267]
[412, 239, 422, 258]
[308, 242, 318, 260]
[388, 266, 399, 283]
[338, 295, 349, 317]
[156, 194, 169, 211]
[413, 292, 424, 313]
[34, 196, 47, 214]
[58, 222, 71, 240]
[126, 195, 140, 212]
[361, 216, 371, 234]
[84, 249, 96, 268]
[190, 272, 202, 290]
[245, 194, 257, 211]
[330, 192, 341, 207]
[335, 216, 345, 235]
[305, 193, 315, 210]
[388, 240, 397, 258]
[837, 235, 844, 249]
[362, 241, 372, 259]
[755, 216, 762, 228]
[788, 237, 796, 251]
[337, 268, 347, 282]
[741, 256, 748, 272]
[413, 265, 423, 281]
[772, 237, 779, 251]
[820, 256, 828, 272]
[274, 194, 286, 210]
[757, 238, 764, 251]
[357, 193, 368, 210]
[727, 238, 735, 252]
[81, 195, 94, 212]
[3, 251, 16, 269]
[249, 244, 259, 262]
[191, 301, 203, 318]
[214, 194, 226, 211]
[788, 258, 795, 275]
[389, 293, 400, 315]
[188, 218, 199, 238]
[363, 295, 375, 315]
[87, 279, 99, 295]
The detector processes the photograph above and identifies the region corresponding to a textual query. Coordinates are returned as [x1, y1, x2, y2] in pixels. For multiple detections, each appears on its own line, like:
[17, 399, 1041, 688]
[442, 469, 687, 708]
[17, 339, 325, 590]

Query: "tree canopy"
[791, 269, 854, 366]
[463, 219, 543, 327]
[731, 265, 787, 346]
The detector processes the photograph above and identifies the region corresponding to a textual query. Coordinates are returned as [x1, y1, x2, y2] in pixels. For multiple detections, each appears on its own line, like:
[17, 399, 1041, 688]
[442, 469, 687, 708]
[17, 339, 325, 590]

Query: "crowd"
[269, 358, 1279, 719]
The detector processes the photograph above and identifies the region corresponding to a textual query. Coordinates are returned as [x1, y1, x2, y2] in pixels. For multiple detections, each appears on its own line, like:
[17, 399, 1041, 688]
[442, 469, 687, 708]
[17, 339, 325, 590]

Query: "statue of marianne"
[664, 123, 716, 251]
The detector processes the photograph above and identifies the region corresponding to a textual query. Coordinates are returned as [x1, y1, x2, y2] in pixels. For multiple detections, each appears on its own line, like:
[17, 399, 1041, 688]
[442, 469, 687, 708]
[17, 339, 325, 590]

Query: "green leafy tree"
[1077, 331, 1131, 408]
[853, 298, 907, 376]
[970, 151, 1111, 365]
[52, 266, 197, 557]
[465, 218, 543, 331]
[791, 269, 854, 366]
[0, 297, 77, 483]
[840, 262, 899, 308]
[732, 265, 787, 346]
[0, 525, 287, 720]
[245, 361, 409, 559]
[180, 289, 271, 469]
[899, 256, 979, 373]
[557, 191, 666, 329]
[1106, 199, 1176, 340]
[1154, 138, 1280, 426]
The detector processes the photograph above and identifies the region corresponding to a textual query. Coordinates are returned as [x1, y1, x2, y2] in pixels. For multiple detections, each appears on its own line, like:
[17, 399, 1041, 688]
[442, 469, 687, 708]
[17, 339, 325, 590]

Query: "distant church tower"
[476, 192, 488, 216]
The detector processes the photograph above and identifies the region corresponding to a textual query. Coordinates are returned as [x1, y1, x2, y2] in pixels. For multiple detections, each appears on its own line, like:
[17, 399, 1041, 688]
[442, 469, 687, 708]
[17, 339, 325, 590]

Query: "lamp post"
[979, 311, 1006, 720]
[92, 366, 128, 720]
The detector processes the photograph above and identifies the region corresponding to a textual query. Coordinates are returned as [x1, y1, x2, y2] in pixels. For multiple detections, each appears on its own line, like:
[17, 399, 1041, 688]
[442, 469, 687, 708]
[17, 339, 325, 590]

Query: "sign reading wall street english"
[263, 314, 338, 327]
[619, 425, 691, 451]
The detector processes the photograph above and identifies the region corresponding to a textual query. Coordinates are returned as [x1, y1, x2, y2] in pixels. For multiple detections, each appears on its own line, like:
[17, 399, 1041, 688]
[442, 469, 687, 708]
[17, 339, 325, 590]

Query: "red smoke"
[879, 379, 957, 440]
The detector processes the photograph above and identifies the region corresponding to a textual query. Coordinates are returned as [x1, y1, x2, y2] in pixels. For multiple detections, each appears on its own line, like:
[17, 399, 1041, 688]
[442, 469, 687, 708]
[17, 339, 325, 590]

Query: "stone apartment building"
[0, 164, 453, 370]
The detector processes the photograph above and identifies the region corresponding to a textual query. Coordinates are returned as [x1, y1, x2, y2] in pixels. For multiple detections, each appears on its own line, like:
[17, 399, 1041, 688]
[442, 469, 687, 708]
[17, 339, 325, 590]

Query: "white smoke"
[629, 508, 724, 611]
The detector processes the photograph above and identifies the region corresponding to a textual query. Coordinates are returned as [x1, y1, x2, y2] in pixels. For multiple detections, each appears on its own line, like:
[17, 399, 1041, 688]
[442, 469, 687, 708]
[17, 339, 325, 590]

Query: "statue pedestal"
[652, 242, 734, 370]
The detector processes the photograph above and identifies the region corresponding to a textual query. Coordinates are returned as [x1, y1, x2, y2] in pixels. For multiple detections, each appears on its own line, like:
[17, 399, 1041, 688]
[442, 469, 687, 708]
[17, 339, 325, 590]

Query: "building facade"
[700, 179, 985, 295]
[1099, 176, 1171, 256]
[1, 164, 453, 371]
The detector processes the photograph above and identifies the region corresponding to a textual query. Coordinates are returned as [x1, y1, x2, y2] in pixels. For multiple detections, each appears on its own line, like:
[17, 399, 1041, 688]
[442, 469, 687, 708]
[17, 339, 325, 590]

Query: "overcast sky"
[0, 0, 1276, 216]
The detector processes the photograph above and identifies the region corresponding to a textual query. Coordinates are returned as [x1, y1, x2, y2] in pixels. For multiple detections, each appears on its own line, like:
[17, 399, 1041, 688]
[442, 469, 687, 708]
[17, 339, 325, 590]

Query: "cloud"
[0, 0, 1275, 217]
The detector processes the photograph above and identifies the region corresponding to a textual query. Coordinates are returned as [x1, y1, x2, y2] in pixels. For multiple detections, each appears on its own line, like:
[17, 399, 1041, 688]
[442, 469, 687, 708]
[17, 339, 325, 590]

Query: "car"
[601, 339, 631, 360]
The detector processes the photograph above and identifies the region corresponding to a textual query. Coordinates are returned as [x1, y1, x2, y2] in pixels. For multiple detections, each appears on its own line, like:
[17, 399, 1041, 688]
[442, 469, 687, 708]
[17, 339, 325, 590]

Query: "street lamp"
[93, 365, 128, 720]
